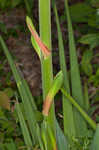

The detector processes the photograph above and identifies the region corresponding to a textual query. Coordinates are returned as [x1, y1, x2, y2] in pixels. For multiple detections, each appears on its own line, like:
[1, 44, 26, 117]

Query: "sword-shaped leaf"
[64, 0, 87, 136]
[15, 102, 33, 150]
[53, 0, 76, 141]
[0, 36, 38, 145]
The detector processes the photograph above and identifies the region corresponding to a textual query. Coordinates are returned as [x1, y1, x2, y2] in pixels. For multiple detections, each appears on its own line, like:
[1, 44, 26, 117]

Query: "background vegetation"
[0, 0, 99, 149]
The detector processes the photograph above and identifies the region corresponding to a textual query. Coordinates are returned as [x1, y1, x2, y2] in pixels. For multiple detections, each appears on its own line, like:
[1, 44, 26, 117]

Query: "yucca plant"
[0, 0, 99, 149]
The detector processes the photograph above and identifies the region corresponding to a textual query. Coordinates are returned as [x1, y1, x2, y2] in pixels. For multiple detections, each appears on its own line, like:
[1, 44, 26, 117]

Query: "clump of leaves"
[81, 50, 93, 76]
[70, 136, 92, 150]
[89, 69, 99, 87]
[0, 107, 23, 142]
[79, 34, 99, 50]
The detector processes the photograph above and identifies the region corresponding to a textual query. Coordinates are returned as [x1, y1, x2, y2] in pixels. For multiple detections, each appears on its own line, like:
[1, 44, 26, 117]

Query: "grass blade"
[15, 102, 33, 150]
[56, 121, 70, 150]
[90, 125, 99, 150]
[36, 125, 45, 150]
[0, 36, 38, 145]
[41, 121, 57, 150]
[21, 78, 37, 110]
[53, 1, 76, 141]
[64, 0, 87, 136]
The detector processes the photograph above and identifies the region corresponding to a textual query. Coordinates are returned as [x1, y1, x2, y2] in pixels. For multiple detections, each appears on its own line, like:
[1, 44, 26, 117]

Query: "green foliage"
[0, 46, 13, 89]
[0, 0, 33, 18]
[70, 136, 92, 150]
[0, 0, 10, 9]
[4, 88, 14, 98]
[0, 107, 22, 143]
[79, 34, 99, 49]
[0, 140, 17, 150]
[81, 50, 93, 76]
[11, 0, 22, 8]
[91, 0, 99, 8]
[0, 0, 99, 149]
[70, 3, 95, 23]
[89, 68, 99, 87]
[93, 90, 99, 102]
[0, 0, 22, 9]
[79, 32, 99, 87]
[0, 36, 39, 145]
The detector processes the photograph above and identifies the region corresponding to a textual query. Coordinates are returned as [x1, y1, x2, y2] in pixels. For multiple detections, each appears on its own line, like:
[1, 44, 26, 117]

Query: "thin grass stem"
[61, 88, 97, 131]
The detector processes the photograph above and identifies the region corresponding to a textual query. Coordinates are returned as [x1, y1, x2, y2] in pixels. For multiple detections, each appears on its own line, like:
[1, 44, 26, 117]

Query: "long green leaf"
[41, 122, 50, 150]
[21, 78, 37, 110]
[64, 0, 87, 136]
[90, 125, 99, 150]
[0, 36, 38, 145]
[36, 125, 45, 150]
[56, 121, 70, 150]
[15, 103, 33, 150]
[53, 1, 76, 141]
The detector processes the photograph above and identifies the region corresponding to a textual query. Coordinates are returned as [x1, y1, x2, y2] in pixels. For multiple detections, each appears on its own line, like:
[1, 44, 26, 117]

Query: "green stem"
[61, 88, 97, 131]
[39, 0, 55, 133]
